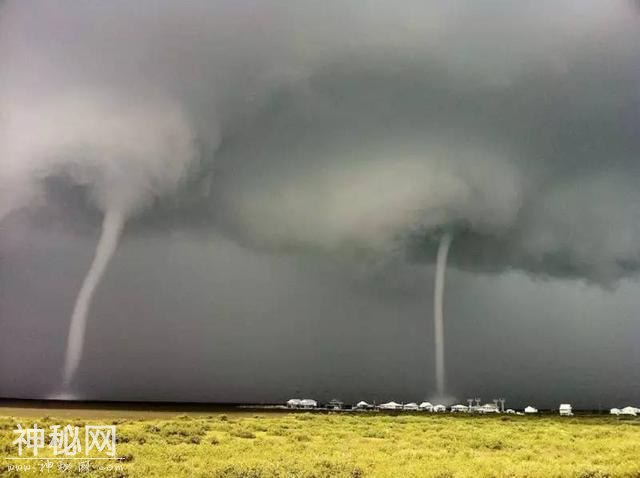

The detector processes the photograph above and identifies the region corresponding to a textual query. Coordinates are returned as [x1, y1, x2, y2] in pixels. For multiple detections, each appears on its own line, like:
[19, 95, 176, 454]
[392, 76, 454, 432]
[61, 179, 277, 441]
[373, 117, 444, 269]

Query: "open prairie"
[1, 406, 639, 478]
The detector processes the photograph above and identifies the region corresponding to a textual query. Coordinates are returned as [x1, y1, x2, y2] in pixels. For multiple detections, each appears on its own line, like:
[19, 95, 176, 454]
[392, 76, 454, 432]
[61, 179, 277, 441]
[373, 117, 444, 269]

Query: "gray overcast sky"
[1, 0, 640, 408]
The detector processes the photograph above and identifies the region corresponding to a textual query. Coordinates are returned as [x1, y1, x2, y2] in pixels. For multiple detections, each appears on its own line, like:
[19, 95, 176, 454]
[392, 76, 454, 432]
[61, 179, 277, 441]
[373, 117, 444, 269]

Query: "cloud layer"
[1, 0, 640, 283]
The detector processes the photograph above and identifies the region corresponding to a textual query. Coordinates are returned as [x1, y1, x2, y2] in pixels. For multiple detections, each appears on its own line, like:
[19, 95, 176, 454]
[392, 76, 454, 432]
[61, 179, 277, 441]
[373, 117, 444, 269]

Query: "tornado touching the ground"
[62, 209, 125, 385]
[434, 233, 452, 398]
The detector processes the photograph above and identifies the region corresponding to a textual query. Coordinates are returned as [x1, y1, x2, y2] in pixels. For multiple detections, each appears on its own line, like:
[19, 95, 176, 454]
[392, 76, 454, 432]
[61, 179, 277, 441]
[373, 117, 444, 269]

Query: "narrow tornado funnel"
[62, 208, 125, 385]
[434, 232, 452, 398]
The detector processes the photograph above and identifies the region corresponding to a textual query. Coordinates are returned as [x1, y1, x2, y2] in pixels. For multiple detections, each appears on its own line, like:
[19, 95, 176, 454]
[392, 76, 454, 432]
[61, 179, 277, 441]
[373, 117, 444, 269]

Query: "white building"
[450, 404, 469, 413]
[354, 401, 373, 410]
[477, 403, 500, 414]
[506, 409, 516, 414]
[433, 404, 446, 413]
[559, 404, 573, 416]
[610, 408, 621, 415]
[287, 399, 302, 408]
[620, 406, 638, 416]
[379, 401, 403, 410]
[403, 402, 419, 411]
[524, 406, 538, 414]
[300, 399, 318, 409]
[419, 402, 433, 412]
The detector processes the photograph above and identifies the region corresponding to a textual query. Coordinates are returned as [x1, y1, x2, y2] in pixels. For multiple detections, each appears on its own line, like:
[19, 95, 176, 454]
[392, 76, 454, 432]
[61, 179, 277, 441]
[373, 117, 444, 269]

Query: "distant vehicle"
[524, 406, 538, 414]
[450, 404, 469, 413]
[559, 404, 573, 416]
[300, 399, 318, 409]
[433, 404, 446, 413]
[379, 401, 403, 411]
[403, 402, 419, 411]
[419, 402, 434, 412]
[506, 409, 516, 414]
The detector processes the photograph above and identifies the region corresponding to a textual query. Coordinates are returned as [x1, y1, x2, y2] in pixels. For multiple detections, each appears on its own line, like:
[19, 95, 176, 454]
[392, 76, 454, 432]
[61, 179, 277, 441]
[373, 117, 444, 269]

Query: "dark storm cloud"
[2, 0, 640, 284]
[211, 40, 640, 284]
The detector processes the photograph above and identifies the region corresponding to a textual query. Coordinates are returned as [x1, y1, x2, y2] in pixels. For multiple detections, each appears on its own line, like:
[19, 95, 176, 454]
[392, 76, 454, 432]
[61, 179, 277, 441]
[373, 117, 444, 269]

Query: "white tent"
[355, 401, 373, 409]
[419, 402, 433, 411]
[379, 401, 403, 410]
[287, 399, 302, 408]
[620, 406, 638, 416]
[450, 404, 469, 413]
[300, 399, 318, 408]
[433, 404, 446, 412]
[610, 408, 621, 415]
[559, 404, 573, 416]
[403, 402, 419, 411]
[524, 406, 538, 414]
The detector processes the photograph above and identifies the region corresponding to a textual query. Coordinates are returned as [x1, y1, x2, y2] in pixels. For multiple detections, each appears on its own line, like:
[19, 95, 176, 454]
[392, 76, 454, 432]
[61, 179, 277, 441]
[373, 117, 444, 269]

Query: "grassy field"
[1, 409, 639, 478]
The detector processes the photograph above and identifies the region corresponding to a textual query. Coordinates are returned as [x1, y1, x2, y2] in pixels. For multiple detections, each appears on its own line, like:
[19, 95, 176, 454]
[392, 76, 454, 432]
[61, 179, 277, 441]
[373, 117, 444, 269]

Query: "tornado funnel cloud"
[434, 233, 452, 398]
[62, 208, 125, 385]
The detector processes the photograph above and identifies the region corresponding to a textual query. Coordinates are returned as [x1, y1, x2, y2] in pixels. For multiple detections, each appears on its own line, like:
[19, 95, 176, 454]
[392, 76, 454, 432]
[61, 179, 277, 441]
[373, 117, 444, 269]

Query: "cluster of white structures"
[285, 399, 640, 417]
[374, 400, 530, 414]
[285, 399, 626, 416]
[377, 401, 446, 412]
[610, 406, 639, 416]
